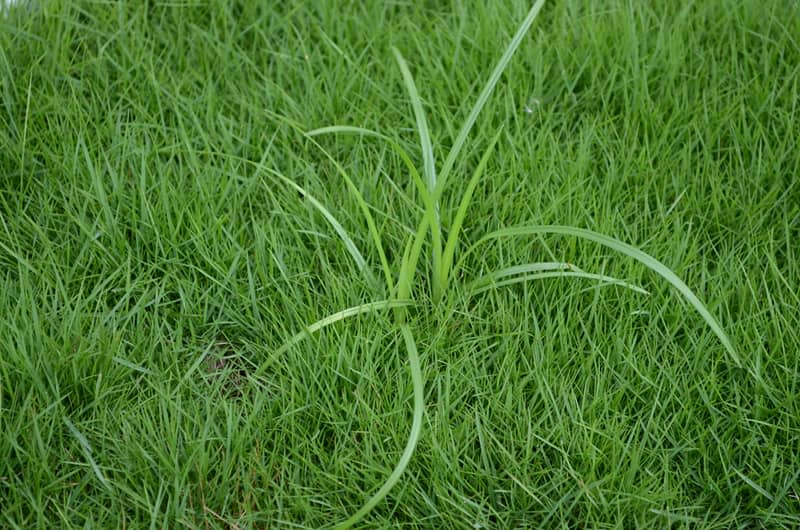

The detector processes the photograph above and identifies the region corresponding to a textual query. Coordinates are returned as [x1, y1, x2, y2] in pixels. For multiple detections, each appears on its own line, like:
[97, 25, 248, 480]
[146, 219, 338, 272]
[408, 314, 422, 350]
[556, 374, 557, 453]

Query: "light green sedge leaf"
[335, 325, 424, 530]
[392, 47, 444, 300]
[471, 270, 650, 296]
[436, 0, 547, 199]
[306, 126, 427, 199]
[467, 261, 571, 290]
[469, 261, 649, 294]
[397, 216, 432, 304]
[253, 300, 411, 379]
[439, 129, 503, 296]
[265, 111, 394, 292]
[461, 225, 740, 366]
[265, 169, 376, 287]
[394, 235, 418, 322]
[307, 125, 441, 265]
[391, 48, 437, 195]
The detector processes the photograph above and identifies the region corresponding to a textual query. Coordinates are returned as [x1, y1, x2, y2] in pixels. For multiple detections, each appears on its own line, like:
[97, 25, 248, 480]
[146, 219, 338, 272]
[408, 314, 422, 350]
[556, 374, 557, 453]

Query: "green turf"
[1, 0, 799, 528]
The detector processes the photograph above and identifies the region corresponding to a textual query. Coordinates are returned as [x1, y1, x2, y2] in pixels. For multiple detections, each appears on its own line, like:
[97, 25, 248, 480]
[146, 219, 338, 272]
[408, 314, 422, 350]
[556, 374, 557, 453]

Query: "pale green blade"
[307, 125, 439, 233]
[265, 111, 394, 292]
[391, 47, 437, 194]
[461, 224, 740, 366]
[397, 215, 432, 304]
[468, 261, 570, 291]
[307, 126, 423, 189]
[471, 270, 650, 296]
[439, 129, 502, 293]
[255, 299, 411, 373]
[253, 305, 425, 529]
[436, 0, 547, 198]
[335, 325, 425, 529]
[307, 124, 443, 302]
[63, 417, 112, 492]
[392, 47, 444, 298]
[265, 168, 376, 287]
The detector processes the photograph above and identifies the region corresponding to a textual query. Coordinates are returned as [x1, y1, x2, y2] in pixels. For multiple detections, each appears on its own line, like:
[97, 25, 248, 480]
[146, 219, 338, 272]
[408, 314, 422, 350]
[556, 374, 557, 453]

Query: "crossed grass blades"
[257, 0, 740, 527]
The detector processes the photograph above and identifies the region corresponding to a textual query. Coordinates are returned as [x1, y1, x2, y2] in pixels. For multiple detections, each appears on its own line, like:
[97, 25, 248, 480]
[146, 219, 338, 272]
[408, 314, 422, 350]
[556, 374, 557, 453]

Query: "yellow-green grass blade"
[436, 0, 547, 198]
[307, 126, 440, 255]
[266, 111, 395, 292]
[334, 325, 424, 529]
[392, 47, 445, 300]
[391, 48, 437, 196]
[307, 125, 443, 306]
[253, 299, 411, 379]
[462, 224, 740, 367]
[471, 270, 650, 296]
[265, 169, 377, 287]
[439, 129, 502, 296]
[397, 215, 432, 306]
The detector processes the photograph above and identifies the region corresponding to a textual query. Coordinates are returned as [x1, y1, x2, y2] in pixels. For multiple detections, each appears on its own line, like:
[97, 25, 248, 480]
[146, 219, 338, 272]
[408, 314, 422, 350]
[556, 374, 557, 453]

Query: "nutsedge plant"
[259, 0, 740, 527]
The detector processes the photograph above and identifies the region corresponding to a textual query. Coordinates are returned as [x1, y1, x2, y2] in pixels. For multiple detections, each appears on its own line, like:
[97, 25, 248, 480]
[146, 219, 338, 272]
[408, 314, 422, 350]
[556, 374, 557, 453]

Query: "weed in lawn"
[258, 0, 741, 527]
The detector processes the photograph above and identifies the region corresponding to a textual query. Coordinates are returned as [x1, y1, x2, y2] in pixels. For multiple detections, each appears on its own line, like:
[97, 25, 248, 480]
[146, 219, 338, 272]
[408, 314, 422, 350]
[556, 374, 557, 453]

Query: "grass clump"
[1, 0, 799, 527]
[269, 0, 743, 525]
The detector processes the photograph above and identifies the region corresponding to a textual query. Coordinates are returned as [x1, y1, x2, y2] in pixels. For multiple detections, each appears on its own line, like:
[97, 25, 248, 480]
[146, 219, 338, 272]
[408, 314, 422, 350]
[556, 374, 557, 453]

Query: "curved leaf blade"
[436, 0, 547, 196]
[471, 270, 650, 296]
[334, 325, 425, 529]
[463, 224, 740, 366]
[253, 299, 411, 378]
[391, 48, 437, 194]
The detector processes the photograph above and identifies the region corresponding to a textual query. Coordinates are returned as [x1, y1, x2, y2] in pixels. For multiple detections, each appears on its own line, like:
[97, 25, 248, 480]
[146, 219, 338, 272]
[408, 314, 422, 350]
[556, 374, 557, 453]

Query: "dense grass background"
[1, 0, 798, 527]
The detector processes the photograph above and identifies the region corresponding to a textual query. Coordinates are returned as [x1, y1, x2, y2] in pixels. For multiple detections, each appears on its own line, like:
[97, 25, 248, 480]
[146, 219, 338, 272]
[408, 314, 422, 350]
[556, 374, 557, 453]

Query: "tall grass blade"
[439, 129, 502, 293]
[463, 225, 740, 366]
[265, 169, 376, 287]
[436, 0, 547, 197]
[306, 126, 428, 201]
[397, 216, 432, 306]
[266, 111, 395, 292]
[471, 270, 650, 296]
[392, 47, 444, 300]
[477, 261, 574, 278]
[253, 299, 412, 378]
[307, 126, 440, 250]
[307, 125, 443, 305]
[335, 325, 424, 529]
[391, 48, 437, 195]
[63, 417, 112, 492]
[470, 262, 648, 295]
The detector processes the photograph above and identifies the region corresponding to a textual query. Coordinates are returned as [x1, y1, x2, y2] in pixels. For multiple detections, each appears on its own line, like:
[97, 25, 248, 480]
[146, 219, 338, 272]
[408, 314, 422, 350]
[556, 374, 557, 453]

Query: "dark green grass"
[1, 0, 799, 527]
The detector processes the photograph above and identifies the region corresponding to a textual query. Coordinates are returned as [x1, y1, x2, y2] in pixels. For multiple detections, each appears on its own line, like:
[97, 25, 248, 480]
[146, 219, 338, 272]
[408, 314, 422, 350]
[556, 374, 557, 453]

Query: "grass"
[1, 0, 799, 528]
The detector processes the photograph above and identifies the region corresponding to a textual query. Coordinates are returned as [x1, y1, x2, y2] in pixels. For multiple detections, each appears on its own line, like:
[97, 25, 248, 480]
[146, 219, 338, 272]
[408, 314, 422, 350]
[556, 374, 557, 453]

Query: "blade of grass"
[307, 126, 440, 256]
[476, 261, 575, 278]
[435, 0, 547, 198]
[397, 215, 432, 308]
[252, 299, 411, 379]
[470, 270, 650, 296]
[307, 125, 442, 306]
[306, 126, 428, 202]
[392, 47, 444, 301]
[266, 111, 395, 293]
[460, 224, 740, 366]
[263, 169, 377, 287]
[439, 129, 502, 295]
[334, 325, 424, 530]
[391, 48, 437, 195]
[470, 262, 648, 295]
[63, 417, 112, 492]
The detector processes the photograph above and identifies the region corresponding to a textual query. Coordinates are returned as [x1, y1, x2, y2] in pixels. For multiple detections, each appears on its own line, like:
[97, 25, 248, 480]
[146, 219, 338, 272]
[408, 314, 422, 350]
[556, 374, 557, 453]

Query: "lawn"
[1, 0, 799, 528]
